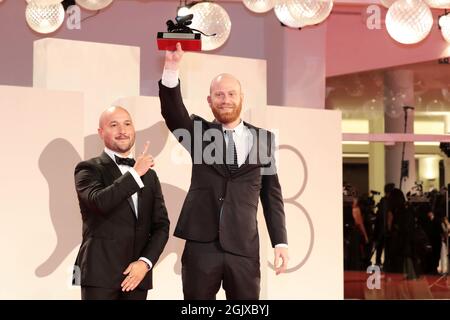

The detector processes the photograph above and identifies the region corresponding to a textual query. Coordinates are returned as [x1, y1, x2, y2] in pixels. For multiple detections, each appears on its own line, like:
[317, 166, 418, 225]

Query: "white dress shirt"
[104, 147, 153, 269]
[104, 147, 143, 215]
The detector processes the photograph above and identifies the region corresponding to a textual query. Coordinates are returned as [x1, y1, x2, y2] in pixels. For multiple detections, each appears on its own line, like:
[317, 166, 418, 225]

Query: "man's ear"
[207, 95, 212, 108]
[97, 127, 103, 140]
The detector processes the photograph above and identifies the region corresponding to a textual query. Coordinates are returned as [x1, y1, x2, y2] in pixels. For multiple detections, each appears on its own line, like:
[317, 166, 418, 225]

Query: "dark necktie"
[115, 155, 136, 167]
[224, 130, 239, 175]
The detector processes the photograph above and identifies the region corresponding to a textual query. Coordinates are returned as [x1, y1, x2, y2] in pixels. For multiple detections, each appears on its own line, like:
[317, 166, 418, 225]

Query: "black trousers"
[81, 286, 147, 300]
[181, 240, 260, 300]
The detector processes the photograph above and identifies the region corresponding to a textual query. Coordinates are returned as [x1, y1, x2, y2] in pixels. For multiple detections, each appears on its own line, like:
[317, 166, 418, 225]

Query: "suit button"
[219, 197, 224, 201]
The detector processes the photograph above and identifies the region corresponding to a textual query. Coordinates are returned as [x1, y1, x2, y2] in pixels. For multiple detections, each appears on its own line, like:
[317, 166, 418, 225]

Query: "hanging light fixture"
[424, 0, 450, 8]
[243, 0, 276, 13]
[288, 0, 333, 26]
[385, 0, 433, 44]
[274, 1, 304, 28]
[380, 0, 397, 8]
[26, 0, 63, 4]
[439, 11, 450, 42]
[177, 0, 191, 16]
[274, 0, 333, 28]
[25, 0, 65, 34]
[186, 1, 231, 51]
[75, 0, 113, 11]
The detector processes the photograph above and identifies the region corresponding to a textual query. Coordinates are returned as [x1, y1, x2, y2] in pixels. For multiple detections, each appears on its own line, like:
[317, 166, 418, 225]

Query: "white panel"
[33, 38, 140, 159]
[265, 106, 343, 299]
[0, 86, 83, 299]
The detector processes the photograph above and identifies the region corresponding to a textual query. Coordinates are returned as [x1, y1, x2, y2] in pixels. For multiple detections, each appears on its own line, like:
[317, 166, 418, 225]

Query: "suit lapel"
[100, 152, 137, 218]
[243, 122, 258, 166]
[127, 197, 137, 219]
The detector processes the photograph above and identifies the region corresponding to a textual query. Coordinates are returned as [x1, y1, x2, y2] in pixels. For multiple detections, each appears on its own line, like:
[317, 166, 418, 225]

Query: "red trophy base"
[157, 32, 202, 51]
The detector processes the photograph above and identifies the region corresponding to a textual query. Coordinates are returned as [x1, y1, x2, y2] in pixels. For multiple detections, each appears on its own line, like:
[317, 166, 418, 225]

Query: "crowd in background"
[344, 182, 450, 279]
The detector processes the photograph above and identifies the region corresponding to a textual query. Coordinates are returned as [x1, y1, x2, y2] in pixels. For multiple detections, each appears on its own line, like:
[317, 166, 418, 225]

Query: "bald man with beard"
[158, 43, 289, 300]
[72, 106, 169, 300]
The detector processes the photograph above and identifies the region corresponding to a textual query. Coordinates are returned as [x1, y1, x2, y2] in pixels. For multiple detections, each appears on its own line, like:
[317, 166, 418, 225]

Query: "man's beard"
[116, 143, 133, 153]
[211, 101, 242, 125]
[112, 136, 135, 154]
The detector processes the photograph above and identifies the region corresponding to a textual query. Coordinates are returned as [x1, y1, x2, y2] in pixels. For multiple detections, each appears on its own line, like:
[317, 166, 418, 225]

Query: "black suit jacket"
[73, 152, 169, 290]
[159, 81, 287, 258]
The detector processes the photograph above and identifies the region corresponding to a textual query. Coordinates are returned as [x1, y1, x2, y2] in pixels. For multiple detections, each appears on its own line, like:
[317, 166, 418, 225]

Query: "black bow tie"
[115, 155, 136, 167]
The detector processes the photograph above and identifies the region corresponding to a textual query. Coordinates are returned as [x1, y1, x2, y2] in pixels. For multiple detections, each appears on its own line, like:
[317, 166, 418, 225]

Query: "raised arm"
[159, 42, 193, 134]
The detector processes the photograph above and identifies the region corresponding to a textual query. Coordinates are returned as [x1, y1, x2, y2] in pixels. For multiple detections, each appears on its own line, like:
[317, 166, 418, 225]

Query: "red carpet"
[345, 271, 450, 299]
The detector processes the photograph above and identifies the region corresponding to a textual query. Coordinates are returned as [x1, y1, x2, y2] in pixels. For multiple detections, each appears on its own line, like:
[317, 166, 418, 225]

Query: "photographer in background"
[358, 191, 380, 269]
[373, 183, 395, 268]
[343, 184, 369, 270]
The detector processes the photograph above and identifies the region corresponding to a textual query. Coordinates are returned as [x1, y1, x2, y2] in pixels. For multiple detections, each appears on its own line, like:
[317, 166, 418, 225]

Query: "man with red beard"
[159, 43, 289, 300]
[73, 106, 169, 300]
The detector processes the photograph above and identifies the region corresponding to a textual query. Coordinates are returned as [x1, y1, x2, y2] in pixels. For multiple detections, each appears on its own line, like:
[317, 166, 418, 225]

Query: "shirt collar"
[222, 120, 245, 136]
[104, 147, 133, 163]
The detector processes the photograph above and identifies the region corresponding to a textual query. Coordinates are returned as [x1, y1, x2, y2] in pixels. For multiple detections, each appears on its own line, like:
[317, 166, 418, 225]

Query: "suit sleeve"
[158, 80, 193, 133]
[140, 171, 170, 265]
[75, 161, 141, 215]
[260, 132, 288, 247]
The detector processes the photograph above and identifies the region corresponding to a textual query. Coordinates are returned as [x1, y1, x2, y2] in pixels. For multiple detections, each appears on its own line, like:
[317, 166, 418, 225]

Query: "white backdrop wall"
[0, 39, 342, 299]
[0, 86, 83, 299]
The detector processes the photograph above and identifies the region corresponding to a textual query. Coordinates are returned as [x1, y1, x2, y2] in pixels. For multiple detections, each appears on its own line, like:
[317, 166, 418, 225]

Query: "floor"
[344, 271, 450, 299]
